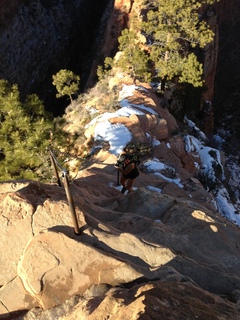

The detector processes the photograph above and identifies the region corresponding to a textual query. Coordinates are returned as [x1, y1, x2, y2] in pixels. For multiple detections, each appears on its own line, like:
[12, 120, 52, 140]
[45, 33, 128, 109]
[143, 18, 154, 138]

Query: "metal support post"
[49, 150, 61, 187]
[62, 171, 80, 235]
[117, 169, 120, 186]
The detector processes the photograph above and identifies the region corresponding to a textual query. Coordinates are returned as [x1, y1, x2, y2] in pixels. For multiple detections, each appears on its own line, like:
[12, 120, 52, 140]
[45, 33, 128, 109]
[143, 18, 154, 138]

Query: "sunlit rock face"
[1, 81, 240, 317]
[1, 165, 240, 317]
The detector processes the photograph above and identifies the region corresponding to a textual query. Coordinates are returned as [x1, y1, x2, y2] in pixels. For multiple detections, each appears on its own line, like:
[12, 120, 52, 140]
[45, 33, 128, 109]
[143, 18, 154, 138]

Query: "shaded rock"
[57, 279, 240, 320]
[168, 134, 186, 158]
[181, 153, 199, 174]
[228, 290, 240, 305]
[0, 0, 110, 114]
[0, 153, 239, 314]
[82, 187, 240, 294]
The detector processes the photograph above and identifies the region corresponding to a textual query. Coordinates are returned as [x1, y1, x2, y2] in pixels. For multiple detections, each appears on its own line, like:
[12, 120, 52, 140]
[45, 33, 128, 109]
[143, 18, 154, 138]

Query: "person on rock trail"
[115, 152, 139, 194]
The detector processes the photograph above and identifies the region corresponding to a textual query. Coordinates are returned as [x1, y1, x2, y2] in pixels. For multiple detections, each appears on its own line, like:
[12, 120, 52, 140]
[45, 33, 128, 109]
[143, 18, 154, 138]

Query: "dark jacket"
[122, 162, 139, 179]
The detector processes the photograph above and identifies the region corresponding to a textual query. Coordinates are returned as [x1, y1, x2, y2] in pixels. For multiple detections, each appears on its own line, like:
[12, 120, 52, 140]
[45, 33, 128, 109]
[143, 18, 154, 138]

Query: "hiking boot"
[121, 187, 127, 194]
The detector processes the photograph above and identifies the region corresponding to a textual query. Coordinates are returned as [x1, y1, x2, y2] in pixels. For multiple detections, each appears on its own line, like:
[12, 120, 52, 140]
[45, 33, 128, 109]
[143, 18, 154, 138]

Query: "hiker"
[115, 152, 139, 194]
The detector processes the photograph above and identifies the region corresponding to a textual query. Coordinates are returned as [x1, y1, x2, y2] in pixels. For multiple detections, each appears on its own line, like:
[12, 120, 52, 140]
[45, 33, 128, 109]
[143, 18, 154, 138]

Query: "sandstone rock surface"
[0, 156, 240, 318]
[1, 1, 240, 319]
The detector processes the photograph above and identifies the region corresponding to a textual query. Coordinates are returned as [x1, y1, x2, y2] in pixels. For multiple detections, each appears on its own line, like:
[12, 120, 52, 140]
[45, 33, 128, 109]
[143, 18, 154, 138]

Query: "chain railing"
[48, 148, 81, 235]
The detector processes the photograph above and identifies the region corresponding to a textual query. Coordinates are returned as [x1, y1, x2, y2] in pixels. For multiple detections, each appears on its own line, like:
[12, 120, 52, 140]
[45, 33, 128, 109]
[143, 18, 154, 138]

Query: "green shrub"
[0, 80, 71, 182]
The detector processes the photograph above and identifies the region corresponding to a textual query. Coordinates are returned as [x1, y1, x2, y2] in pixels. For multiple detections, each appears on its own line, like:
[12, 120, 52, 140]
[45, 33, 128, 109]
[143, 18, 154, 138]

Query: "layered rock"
[0, 155, 240, 317]
[57, 278, 240, 320]
[84, 83, 178, 149]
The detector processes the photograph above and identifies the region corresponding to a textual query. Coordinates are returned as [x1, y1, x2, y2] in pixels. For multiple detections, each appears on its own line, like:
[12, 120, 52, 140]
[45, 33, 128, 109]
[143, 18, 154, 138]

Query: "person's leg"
[120, 176, 127, 193]
[126, 178, 135, 193]
[120, 175, 127, 187]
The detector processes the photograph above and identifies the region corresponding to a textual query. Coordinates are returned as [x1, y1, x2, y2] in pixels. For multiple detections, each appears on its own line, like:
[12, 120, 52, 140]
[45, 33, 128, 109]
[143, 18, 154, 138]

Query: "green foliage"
[99, 0, 218, 89]
[142, 0, 218, 87]
[98, 6, 152, 83]
[117, 29, 152, 82]
[97, 57, 114, 80]
[52, 69, 80, 103]
[178, 54, 203, 86]
[0, 80, 63, 181]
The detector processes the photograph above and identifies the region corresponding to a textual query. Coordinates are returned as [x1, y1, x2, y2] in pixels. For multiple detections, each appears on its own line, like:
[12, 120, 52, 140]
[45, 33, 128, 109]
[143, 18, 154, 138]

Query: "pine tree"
[0, 80, 53, 181]
[99, 7, 152, 83]
[117, 28, 152, 82]
[142, 0, 219, 89]
[52, 69, 80, 103]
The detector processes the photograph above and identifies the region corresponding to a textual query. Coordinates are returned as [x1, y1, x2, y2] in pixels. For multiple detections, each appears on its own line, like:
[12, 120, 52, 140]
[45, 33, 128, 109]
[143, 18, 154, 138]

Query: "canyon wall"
[0, 0, 239, 126]
[213, 0, 240, 149]
[0, 0, 111, 114]
[199, 0, 240, 138]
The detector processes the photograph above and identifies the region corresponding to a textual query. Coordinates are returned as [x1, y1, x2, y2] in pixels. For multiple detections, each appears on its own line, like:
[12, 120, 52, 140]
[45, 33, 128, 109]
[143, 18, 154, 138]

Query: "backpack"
[127, 153, 140, 166]
[117, 152, 140, 166]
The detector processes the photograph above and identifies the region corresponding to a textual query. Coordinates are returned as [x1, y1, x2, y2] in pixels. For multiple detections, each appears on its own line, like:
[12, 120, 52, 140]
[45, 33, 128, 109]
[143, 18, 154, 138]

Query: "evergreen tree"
[0, 80, 53, 181]
[98, 8, 152, 83]
[142, 0, 219, 89]
[117, 28, 152, 82]
[52, 69, 80, 103]
[97, 57, 114, 80]
[100, 0, 218, 89]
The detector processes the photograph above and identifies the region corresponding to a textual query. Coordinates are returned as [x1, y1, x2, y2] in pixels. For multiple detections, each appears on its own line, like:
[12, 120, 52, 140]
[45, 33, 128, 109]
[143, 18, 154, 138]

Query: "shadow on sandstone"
[41, 164, 240, 297]
[5, 164, 240, 314]
[48, 190, 240, 299]
[0, 310, 28, 320]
